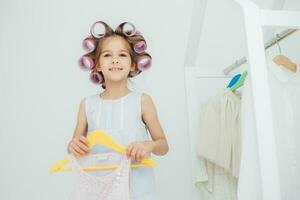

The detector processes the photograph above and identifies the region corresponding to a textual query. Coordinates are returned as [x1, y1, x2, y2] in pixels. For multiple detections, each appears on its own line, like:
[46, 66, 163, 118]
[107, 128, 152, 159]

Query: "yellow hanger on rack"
[273, 56, 297, 72]
[49, 130, 157, 173]
[273, 34, 297, 72]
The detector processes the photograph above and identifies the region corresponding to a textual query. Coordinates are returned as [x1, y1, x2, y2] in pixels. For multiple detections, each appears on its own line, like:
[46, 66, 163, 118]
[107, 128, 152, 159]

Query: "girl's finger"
[140, 149, 146, 161]
[71, 145, 81, 157]
[73, 143, 86, 155]
[127, 144, 134, 157]
[130, 146, 138, 161]
[80, 136, 89, 146]
[136, 148, 143, 162]
[76, 139, 90, 152]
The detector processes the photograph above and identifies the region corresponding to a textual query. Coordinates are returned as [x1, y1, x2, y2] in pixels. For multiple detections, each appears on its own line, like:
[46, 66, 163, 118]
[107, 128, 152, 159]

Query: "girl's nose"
[112, 57, 119, 63]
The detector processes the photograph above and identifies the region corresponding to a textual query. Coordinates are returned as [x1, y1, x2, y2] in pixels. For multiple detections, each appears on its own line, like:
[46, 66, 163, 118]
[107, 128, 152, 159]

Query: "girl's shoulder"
[85, 93, 99, 99]
[82, 93, 99, 112]
[125, 90, 148, 100]
[133, 90, 150, 98]
[140, 92, 157, 114]
[134, 91, 154, 107]
[139, 92, 153, 102]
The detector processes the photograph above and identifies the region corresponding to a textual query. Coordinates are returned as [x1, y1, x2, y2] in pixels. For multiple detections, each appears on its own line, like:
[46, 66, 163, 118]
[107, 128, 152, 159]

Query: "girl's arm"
[127, 93, 169, 161]
[141, 94, 169, 156]
[67, 99, 89, 156]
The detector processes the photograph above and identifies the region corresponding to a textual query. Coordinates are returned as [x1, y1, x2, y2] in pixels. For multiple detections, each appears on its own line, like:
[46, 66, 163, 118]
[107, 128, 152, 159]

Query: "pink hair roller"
[90, 21, 107, 39]
[134, 40, 147, 53]
[136, 55, 152, 71]
[90, 71, 103, 84]
[78, 55, 95, 70]
[82, 37, 97, 52]
[122, 22, 137, 37]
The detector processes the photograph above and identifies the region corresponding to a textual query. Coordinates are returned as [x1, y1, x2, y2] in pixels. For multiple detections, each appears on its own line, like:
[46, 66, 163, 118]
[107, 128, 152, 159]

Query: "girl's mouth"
[109, 67, 123, 71]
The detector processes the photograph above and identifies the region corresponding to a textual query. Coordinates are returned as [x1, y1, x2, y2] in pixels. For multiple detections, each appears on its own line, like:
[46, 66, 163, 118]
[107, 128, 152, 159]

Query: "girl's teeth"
[110, 68, 122, 71]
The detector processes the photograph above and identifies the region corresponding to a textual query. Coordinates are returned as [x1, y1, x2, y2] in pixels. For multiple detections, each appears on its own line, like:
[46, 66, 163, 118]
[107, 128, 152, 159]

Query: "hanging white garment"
[195, 88, 241, 200]
[237, 55, 300, 200]
[196, 88, 242, 177]
[237, 77, 263, 200]
[68, 152, 131, 200]
[266, 58, 300, 200]
[194, 157, 238, 200]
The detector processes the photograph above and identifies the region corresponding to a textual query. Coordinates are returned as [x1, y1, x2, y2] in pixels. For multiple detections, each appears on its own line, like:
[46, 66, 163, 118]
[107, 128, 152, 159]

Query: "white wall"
[0, 0, 194, 199]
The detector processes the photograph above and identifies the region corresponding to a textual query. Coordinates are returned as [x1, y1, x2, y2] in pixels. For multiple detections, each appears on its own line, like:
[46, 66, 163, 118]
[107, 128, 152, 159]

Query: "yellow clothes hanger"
[273, 34, 297, 72]
[273, 55, 297, 72]
[49, 130, 157, 173]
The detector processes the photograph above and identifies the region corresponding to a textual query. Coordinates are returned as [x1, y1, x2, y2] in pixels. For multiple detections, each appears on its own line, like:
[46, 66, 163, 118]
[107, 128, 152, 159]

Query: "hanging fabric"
[196, 88, 242, 177]
[194, 86, 242, 200]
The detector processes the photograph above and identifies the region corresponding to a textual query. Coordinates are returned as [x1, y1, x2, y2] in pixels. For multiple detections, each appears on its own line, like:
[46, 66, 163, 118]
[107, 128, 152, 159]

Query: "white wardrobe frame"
[235, 1, 300, 200]
[184, 1, 300, 200]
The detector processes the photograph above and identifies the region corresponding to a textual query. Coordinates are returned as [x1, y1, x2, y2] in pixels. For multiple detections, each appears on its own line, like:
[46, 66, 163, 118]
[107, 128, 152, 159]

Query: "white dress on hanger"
[267, 58, 300, 200]
[68, 152, 131, 200]
[238, 55, 300, 200]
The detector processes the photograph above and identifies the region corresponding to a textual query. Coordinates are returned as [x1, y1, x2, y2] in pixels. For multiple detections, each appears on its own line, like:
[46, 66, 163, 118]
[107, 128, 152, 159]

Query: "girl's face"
[97, 35, 135, 83]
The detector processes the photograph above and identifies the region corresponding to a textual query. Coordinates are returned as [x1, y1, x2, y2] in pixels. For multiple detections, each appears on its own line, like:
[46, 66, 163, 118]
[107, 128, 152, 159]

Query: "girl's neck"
[101, 80, 131, 99]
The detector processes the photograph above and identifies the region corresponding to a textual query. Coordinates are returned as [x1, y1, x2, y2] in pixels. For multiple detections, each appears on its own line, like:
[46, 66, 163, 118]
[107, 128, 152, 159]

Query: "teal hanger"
[227, 73, 241, 88]
[230, 70, 248, 92]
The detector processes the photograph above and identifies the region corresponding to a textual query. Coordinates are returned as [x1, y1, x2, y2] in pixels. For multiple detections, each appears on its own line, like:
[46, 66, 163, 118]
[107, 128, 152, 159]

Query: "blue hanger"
[227, 74, 241, 88]
[230, 71, 248, 92]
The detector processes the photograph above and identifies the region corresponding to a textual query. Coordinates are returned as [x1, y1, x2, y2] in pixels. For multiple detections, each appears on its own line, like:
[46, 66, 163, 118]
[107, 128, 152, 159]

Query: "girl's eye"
[103, 54, 127, 57]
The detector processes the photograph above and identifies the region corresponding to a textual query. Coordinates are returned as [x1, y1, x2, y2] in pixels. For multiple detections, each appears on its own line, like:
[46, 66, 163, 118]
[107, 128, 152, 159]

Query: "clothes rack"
[223, 28, 298, 75]
[235, 0, 300, 199]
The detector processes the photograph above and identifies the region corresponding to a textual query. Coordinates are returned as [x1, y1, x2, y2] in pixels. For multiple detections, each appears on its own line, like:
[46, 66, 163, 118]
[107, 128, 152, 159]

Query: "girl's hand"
[126, 141, 155, 162]
[68, 136, 90, 157]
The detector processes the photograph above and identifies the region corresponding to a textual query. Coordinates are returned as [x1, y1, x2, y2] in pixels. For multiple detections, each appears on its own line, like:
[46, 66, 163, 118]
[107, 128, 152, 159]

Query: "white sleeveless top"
[84, 90, 156, 200]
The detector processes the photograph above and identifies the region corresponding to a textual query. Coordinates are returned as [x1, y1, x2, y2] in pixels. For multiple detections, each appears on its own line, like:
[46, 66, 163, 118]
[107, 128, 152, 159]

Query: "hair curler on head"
[133, 40, 147, 54]
[136, 54, 152, 71]
[90, 21, 107, 39]
[90, 71, 103, 84]
[78, 55, 95, 70]
[82, 37, 97, 52]
[121, 22, 137, 37]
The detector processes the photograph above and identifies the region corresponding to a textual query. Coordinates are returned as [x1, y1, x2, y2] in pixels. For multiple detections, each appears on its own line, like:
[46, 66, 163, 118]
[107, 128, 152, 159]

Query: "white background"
[0, 0, 299, 200]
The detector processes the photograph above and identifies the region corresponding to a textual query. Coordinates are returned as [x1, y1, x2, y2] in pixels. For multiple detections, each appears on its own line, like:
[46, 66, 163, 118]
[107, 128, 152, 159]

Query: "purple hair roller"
[122, 22, 136, 37]
[78, 55, 95, 70]
[136, 55, 152, 71]
[82, 37, 96, 52]
[134, 41, 147, 53]
[90, 71, 103, 84]
[90, 21, 106, 39]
